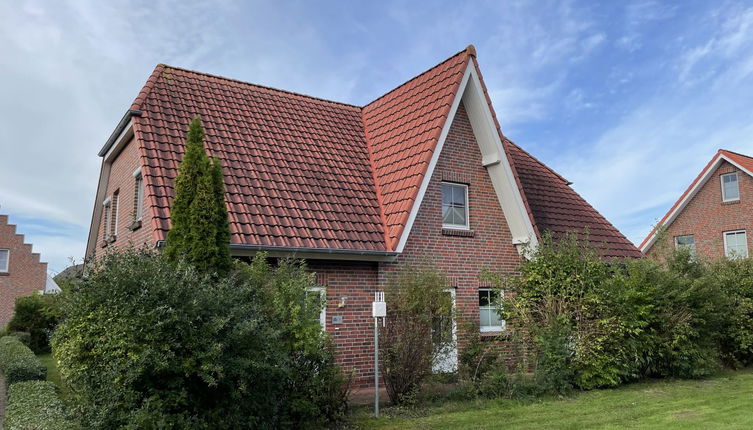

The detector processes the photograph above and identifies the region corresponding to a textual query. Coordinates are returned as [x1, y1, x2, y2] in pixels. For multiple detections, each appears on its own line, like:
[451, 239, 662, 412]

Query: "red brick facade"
[95, 136, 154, 256]
[646, 160, 753, 261]
[0, 215, 49, 328]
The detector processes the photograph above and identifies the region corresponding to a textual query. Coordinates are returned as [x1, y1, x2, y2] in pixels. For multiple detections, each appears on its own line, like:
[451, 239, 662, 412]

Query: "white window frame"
[674, 234, 696, 255]
[441, 182, 470, 230]
[721, 172, 740, 202]
[479, 288, 505, 333]
[307, 286, 326, 329]
[724, 230, 748, 259]
[133, 167, 144, 221]
[0, 249, 9, 273]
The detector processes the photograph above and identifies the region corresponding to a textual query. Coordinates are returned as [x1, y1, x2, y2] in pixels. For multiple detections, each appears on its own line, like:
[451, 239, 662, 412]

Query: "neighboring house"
[85, 46, 640, 386]
[0, 214, 55, 327]
[641, 150, 753, 260]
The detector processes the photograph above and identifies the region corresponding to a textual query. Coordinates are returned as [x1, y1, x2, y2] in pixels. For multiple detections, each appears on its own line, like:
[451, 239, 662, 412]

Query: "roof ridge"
[720, 148, 753, 161]
[504, 139, 572, 185]
[364, 47, 472, 109]
[158, 64, 363, 110]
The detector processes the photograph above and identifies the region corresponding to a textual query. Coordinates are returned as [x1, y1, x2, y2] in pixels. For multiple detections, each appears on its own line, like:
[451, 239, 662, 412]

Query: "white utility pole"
[372, 291, 386, 417]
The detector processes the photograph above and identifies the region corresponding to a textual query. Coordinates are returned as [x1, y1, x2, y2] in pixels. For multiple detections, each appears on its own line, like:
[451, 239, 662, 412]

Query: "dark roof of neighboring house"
[125, 46, 640, 258]
[640, 149, 753, 252]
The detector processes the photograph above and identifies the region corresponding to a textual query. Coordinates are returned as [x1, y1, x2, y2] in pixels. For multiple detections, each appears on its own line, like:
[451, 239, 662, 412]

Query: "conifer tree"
[163, 117, 231, 276]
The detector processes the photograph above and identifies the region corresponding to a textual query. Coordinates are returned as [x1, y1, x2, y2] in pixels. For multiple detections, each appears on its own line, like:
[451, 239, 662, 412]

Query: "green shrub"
[7, 293, 62, 353]
[52, 250, 348, 429]
[9, 331, 31, 347]
[5, 380, 73, 430]
[0, 336, 47, 388]
[379, 265, 454, 405]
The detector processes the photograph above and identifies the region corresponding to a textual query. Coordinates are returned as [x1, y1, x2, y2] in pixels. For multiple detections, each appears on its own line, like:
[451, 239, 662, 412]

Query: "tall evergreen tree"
[163, 117, 231, 276]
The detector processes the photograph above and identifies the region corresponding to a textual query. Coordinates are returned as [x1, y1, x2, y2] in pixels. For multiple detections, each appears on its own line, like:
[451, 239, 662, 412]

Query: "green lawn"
[356, 369, 753, 429]
[37, 353, 69, 400]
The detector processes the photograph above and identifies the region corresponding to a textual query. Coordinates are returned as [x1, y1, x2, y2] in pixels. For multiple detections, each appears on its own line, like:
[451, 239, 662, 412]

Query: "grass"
[355, 369, 753, 429]
[36, 353, 69, 401]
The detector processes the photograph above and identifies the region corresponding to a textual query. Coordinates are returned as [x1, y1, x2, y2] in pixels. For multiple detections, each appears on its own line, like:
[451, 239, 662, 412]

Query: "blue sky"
[1, 1, 753, 274]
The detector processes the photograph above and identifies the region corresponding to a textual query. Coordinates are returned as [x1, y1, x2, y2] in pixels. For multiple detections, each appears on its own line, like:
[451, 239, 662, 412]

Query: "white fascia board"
[641, 154, 753, 253]
[103, 120, 134, 162]
[394, 62, 538, 254]
[394, 64, 472, 253]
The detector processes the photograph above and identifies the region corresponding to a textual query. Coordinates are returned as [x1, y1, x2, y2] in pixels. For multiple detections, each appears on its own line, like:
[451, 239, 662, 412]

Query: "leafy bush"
[0, 336, 47, 388]
[380, 265, 454, 404]
[52, 250, 348, 429]
[7, 293, 61, 353]
[5, 380, 73, 430]
[8, 331, 31, 347]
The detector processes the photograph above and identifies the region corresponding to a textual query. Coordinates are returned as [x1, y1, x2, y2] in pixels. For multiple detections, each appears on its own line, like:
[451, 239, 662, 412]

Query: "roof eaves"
[97, 109, 142, 157]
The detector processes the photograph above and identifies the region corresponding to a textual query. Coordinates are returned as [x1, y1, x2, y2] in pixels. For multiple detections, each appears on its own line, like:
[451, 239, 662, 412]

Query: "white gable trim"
[395, 62, 538, 254]
[641, 153, 753, 253]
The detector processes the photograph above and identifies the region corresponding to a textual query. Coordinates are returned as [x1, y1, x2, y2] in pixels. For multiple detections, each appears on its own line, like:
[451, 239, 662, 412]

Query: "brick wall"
[0, 215, 48, 328]
[647, 160, 753, 261]
[95, 137, 155, 256]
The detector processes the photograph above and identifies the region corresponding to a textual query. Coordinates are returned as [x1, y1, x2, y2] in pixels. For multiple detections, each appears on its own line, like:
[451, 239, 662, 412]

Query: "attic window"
[0, 249, 9, 273]
[133, 168, 144, 221]
[442, 182, 469, 229]
[721, 173, 739, 202]
[674, 235, 695, 256]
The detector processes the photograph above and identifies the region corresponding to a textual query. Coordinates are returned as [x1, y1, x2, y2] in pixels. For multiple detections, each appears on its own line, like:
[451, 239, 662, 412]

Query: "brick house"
[85, 46, 640, 386]
[641, 150, 753, 260]
[0, 215, 56, 327]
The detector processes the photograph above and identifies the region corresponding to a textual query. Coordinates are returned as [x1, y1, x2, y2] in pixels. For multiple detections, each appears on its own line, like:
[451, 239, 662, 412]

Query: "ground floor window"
[724, 230, 748, 259]
[479, 289, 504, 332]
[674, 234, 695, 256]
[306, 287, 326, 328]
[0, 249, 8, 273]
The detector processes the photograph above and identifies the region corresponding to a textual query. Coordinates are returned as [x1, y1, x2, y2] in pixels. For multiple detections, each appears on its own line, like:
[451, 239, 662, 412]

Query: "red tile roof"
[125, 46, 640, 258]
[507, 141, 643, 258]
[640, 149, 753, 251]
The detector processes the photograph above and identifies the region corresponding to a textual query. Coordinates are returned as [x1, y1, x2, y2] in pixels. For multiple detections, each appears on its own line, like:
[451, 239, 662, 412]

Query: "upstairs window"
[724, 230, 748, 259]
[442, 182, 469, 229]
[674, 234, 696, 256]
[306, 287, 326, 329]
[721, 173, 739, 202]
[0, 249, 9, 273]
[102, 198, 112, 240]
[133, 170, 144, 220]
[479, 289, 504, 332]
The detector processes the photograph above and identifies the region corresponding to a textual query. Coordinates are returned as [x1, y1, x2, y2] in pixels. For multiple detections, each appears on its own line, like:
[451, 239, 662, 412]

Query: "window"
[133, 171, 144, 220]
[442, 182, 469, 229]
[306, 287, 326, 329]
[479, 289, 504, 332]
[721, 173, 740, 201]
[724, 230, 748, 259]
[674, 235, 696, 256]
[0, 249, 9, 273]
[102, 198, 112, 240]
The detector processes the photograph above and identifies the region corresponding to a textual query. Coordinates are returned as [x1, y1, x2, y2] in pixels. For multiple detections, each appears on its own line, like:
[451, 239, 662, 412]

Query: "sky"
[1, 0, 753, 274]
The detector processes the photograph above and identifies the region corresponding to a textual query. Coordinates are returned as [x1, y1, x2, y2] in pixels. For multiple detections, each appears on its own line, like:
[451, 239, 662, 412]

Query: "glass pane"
[489, 310, 502, 327]
[442, 184, 452, 205]
[479, 290, 489, 307]
[723, 174, 739, 200]
[0, 250, 8, 271]
[442, 203, 451, 223]
[455, 206, 466, 225]
[452, 185, 466, 205]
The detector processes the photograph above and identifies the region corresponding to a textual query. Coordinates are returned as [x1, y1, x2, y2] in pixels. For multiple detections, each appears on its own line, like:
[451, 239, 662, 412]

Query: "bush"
[5, 380, 72, 430]
[379, 265, 454, 404]
[52, 250, 348, 429]
[9, 331, 31, 347]
[0, 336, 47, 388]
[7, 293, 62, 353]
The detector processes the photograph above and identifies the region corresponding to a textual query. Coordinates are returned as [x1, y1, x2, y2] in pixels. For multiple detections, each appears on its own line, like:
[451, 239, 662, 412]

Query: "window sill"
[442, 228, 474, 237]
[0, 272, 9, 276]
[480, 330, 506, 339]
[128, 219, 142, 231]
[722, 199, 740, 205]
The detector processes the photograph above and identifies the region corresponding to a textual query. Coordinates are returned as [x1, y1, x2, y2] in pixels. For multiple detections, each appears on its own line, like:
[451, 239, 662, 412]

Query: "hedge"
[5, 380, 72, 430]
[0, 336, 46, 388]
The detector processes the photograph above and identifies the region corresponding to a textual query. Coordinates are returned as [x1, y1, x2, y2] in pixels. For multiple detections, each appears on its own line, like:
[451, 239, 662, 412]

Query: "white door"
[432, 289, 457, 372]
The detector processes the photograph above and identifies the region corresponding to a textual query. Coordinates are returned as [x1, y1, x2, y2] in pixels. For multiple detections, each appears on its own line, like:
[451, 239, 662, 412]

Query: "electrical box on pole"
[372, 291, 386, 417]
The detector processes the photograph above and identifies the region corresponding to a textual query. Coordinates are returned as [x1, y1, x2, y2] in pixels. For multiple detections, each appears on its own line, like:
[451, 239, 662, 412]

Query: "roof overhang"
[98, 109, 142, 157]
[641, 152, 753, 252]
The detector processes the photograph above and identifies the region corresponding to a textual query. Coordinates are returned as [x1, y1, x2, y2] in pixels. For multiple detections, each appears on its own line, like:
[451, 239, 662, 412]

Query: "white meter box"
[372, 301, 386, 318]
